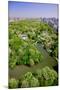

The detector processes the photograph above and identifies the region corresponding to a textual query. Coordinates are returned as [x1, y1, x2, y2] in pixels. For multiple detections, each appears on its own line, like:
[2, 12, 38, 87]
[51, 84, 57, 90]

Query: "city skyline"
[8, 1, 58, 19]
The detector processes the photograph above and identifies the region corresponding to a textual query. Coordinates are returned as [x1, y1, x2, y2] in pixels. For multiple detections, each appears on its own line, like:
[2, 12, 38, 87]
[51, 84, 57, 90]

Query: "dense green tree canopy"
[9, 19, 58, 88]
[34, 66, 58, 86]
[9, 20, 58, 69]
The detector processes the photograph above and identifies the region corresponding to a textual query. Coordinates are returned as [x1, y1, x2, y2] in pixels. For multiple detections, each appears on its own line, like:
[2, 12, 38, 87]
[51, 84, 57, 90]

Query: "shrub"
[9, 78, 19, 88]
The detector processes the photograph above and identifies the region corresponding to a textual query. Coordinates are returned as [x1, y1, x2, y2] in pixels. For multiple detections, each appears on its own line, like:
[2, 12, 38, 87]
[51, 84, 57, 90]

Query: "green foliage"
[9, 20, 58, 68]
[30, 77, 39, 87]
[9, 78, 19, 88]
[29, 59, 35, 66]
[9, 54, 17, 69]
[24, 72, 33, 80]
[9, 66, 58, 88]
[21, 80, 29, 88]
[21, 72, 39, 87]
[9, 35, 42, 68]
[34, 66, 58, 86]
[9, 19, 58, 88]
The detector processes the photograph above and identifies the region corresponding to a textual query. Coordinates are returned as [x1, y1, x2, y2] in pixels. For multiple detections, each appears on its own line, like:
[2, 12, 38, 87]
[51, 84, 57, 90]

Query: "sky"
[8, 1, 58, 18]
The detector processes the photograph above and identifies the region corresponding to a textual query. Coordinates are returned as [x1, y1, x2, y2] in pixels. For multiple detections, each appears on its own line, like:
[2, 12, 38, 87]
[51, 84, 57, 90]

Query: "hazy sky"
[8, 1, 58, 18]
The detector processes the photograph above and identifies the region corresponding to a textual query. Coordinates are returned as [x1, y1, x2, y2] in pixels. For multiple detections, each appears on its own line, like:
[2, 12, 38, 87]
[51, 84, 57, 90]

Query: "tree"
[24, 72, 33, 81]
[9, 56, 17, 69]
[34, 66, 58, 86]
[21, 80, 29, 88]
[9, 78, 19, 88]
[21, 72, 39, 87]
[30, 77, 39, 87]
[29, 59, 35, 66]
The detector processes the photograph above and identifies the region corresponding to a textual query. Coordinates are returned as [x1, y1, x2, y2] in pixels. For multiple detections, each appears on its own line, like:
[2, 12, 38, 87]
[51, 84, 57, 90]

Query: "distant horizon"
[9, 16, 58, 19]
[8, 1, 58, 19]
